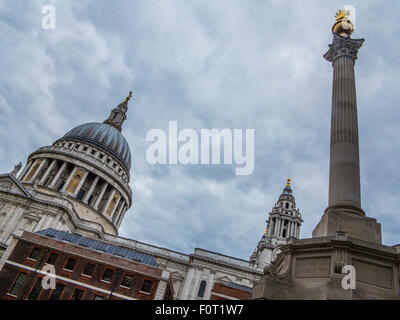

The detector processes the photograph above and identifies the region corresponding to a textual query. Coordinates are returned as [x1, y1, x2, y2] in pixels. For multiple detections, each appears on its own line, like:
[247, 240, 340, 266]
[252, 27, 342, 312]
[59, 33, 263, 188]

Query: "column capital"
[324, 34, 364, 63]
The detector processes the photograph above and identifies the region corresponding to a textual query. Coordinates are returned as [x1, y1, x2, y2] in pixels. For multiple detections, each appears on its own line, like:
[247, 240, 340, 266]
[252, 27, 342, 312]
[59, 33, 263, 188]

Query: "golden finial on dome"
[332, 8, 354, 37]
[124, 91, 133, 104]
[286, 178, 291, 187]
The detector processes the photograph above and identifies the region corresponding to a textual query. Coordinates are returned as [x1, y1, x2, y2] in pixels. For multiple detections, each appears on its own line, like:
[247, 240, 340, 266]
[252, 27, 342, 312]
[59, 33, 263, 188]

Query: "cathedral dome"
[62, 122, 131, 170]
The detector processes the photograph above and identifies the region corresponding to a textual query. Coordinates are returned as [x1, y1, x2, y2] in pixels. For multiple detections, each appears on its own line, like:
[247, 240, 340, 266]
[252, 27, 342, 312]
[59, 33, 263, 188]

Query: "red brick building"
[0, 229, 173, 300]
[210, 282, 252, 300]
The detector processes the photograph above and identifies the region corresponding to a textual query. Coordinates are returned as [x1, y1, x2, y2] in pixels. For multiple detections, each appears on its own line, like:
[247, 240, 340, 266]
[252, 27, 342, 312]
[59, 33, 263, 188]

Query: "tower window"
[9, 272, 27, 297]
[57, 181, 65, 192]
[83, 146, 88, 152]
[282, 230, 287, 238]
[28, 278, 43, 300]
[99, 154, 104, 159]
[101, 269, 114, 282]
[28, 247, 41, 261]
[64, 258, 77, 271]
[286, 203, 289, 209]
[75, 144, 80, 149]
[121, 274, 133, 288]
[76, 188, 86, 201]
[46, 253, 59, 265]
[197, 281, 207, 298]
[49, 283, 65, 300]
[71, 288, 84, 300]
[82, 263, 95, 277]
[91, 149, 96, 155]
[141, 280, 153, 293]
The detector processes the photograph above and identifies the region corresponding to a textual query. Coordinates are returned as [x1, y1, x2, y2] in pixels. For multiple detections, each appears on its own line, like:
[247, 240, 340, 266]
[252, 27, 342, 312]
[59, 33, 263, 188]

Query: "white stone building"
[0, 94, 303, 299]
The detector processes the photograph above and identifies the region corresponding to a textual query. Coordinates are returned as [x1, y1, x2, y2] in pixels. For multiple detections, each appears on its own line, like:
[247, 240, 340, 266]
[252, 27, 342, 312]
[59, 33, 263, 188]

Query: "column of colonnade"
[17, 158, 127, 222]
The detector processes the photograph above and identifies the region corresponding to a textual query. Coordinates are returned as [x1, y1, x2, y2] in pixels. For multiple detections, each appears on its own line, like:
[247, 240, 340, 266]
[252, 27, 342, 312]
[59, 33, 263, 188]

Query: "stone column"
[110, 196, 121, 218]
[39, 159, 57, 185]
[275, 219, 280, 237]
[324, 34, 364, 215]
[94, 181, 109, 210]
[18, 160, 33, 180]
[82, 176, 99, 204]
[49, 162, 67, 189]
[22, 159, 38, 181]
[115, 204, 126, 227]
[26, 159, 47, 182]
[113, 200, 124, 223]
[61, 166, 77, 193]
[72, 170, 89, 196]
[101, 189, 116, 215]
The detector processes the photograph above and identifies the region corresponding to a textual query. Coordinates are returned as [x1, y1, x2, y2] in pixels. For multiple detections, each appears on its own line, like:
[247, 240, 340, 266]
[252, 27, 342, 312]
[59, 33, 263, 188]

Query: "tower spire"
[104, 91, 133, 131]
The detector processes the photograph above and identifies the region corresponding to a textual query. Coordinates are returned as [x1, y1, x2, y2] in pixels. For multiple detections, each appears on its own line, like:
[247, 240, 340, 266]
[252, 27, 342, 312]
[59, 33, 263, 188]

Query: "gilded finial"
[332, 8, 354, 37]
[124, 91, 133, 104]
[264, 225, 268, 234]
[286, 178, 291, 187]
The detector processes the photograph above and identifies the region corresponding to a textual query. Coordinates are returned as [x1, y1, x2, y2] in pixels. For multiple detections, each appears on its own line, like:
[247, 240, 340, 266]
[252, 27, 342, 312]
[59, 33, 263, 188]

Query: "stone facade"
[0, 94, 299, 300]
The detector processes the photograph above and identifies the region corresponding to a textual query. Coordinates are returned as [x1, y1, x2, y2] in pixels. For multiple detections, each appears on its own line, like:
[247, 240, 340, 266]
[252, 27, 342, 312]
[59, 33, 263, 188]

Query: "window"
[285, 203, 289, 209]
[57, 181, 65, 192]
[91, 149, 96, 155]
[64, 258, 77, 271]
[9, 272, 27, 296]
[106, 158, 111, 164]
[121, 275, 133, 288]
[88, 194, 94, 206]
[197, 281, 207, 298]
[99, 154, 104, 160]
[71, 288, 84, 300]
[46, 253, 59, 265]
[75, 144, 80, 149]
[28, 248, 41, 260]
[140, 279, 153, 293]
[76, 188, 86, 201]
[83, 146, 88, 152]
[94, 295, 104, 300]
[28, 278, 43, 300]
[102, 269, 114, 282]
[82, 263, 95, 277]
[49, 283, 65, 300]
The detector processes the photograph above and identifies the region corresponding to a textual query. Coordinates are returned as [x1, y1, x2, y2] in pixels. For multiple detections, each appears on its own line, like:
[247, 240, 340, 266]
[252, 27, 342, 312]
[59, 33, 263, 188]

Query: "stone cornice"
[324, 34, 364, 63]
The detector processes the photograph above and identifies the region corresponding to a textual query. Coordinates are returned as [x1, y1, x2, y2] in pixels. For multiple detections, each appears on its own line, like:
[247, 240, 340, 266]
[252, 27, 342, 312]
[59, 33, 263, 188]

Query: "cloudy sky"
[1, 0, 399, 259]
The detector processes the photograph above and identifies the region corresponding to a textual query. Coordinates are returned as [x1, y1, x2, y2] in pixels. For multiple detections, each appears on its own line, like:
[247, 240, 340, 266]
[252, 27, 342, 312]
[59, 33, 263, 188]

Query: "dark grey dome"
[61, 122, 131, 170]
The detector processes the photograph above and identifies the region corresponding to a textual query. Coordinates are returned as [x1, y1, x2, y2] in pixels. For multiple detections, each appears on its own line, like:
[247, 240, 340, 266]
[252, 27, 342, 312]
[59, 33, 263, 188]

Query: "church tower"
[251, 179, 303, 270]
[0, 93, 133, 252]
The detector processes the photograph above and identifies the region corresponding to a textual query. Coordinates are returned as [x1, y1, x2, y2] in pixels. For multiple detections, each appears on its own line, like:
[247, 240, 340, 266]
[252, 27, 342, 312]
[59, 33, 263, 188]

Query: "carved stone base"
[312, 208, 382, 244]
[251, 236, 400, 300]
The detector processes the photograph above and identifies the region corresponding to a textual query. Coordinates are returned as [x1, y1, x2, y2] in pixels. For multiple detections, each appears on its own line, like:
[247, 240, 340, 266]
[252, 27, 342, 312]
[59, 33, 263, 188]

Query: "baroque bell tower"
[250, 179, 303, 270]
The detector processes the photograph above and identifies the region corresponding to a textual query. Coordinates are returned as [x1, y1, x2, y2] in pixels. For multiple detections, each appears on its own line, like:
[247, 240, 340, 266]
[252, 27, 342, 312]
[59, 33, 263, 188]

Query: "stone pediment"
[0, 174, 32, 198]
[216, 275, 234, 284]
[170, 271, 184, 281]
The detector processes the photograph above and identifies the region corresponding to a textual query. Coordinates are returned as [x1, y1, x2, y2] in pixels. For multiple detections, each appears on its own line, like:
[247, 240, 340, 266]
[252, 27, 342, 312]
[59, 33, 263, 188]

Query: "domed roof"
[62, 122, 131, 170]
